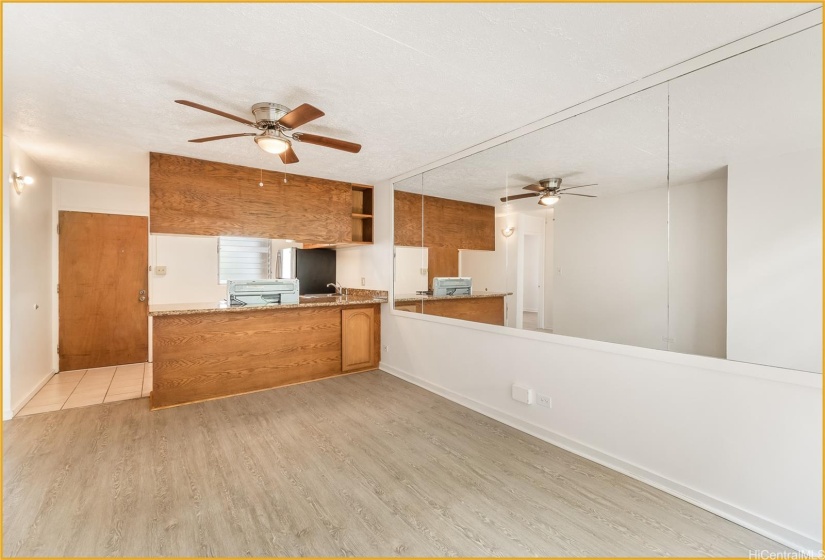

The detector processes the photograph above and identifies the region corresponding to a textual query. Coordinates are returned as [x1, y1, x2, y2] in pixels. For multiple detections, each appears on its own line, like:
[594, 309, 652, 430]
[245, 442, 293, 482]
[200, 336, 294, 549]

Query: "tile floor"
[16, 362, 152, 417]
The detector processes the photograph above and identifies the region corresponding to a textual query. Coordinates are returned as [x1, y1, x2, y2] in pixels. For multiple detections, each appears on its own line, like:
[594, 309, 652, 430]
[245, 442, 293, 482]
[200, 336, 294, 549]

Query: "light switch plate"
[155, 265, 167, 276]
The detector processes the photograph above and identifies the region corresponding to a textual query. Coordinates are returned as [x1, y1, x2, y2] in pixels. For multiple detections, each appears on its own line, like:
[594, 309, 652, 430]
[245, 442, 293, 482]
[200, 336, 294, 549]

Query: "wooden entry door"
[58, 211, 148, 371]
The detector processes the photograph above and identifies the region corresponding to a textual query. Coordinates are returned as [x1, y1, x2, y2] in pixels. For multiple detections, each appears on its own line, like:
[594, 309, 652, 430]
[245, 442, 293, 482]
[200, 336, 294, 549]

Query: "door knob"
[139, 295, 147, 302]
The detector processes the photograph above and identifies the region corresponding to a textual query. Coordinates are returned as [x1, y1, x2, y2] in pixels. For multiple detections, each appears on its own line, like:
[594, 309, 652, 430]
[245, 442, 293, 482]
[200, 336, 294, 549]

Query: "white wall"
[727, 149, 822, 373]
[392, 246, 428, 295]
[378, 177, 822, 553]
[669, 176, 727, 358]
[522, 235, 539, 312]
[54, 176, 149, 216]
[337, 244, 390, 291]
[150, 235, 224, 304]
[459, 215, 510, 294]
[3, 138, 56, 418]
[543, 210, 555, 330]
[554, 187, 669, 350]
[2, 138, 11, 418]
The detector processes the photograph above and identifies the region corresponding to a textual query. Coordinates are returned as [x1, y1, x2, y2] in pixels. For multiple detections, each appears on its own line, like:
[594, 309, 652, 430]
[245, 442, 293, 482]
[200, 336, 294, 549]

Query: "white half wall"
[3, 138, 56, 418]
[378, 178, 822, 553]
[727, 148, 822, 373]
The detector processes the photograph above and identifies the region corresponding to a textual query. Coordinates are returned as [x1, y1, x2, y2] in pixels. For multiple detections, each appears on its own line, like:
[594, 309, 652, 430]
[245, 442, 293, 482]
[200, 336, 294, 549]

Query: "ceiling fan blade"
[188, 133, 257, 143]
[279, 145, 299, 164]
[558, 183, 598, 192]
[500, 192, 541, 202]
[175, 100, 255, 126]
[563, 193, 597, 198]
[522, 184, 545, 192]
[278, 103, 325, 129]
[295, 133, 361, 153]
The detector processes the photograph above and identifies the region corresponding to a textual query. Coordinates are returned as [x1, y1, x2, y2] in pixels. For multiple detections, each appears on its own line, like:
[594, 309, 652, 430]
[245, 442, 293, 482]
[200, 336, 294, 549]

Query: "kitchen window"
[218, 237, 271, 284]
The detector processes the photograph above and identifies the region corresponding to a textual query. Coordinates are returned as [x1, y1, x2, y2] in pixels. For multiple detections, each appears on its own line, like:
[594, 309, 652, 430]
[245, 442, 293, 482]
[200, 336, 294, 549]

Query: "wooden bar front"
[395, 296, 506, 326]
[151, 304, 380, 409]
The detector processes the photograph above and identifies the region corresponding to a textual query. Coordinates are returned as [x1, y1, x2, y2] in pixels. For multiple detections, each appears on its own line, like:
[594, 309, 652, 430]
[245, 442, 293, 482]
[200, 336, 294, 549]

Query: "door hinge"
[56, 224, 60, 235]
[56, 284, 60, 294]
[56, 345, 60, 355]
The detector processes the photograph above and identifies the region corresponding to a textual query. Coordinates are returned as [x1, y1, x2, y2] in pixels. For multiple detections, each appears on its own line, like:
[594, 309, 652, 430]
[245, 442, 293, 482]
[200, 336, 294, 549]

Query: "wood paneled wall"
[427, 247, 459, 287]
[150, 153, 353, 242]
[394, 191, 494, 251]
[393, 190, 423, 247]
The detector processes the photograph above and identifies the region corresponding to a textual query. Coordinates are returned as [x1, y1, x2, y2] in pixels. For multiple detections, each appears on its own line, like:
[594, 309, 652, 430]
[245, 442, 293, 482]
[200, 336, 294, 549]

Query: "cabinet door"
[342, 307, 376, 372]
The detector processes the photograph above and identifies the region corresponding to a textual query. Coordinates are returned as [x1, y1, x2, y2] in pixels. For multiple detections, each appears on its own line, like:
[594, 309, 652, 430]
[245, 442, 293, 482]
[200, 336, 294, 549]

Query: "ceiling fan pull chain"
[259, 168, 264, 188]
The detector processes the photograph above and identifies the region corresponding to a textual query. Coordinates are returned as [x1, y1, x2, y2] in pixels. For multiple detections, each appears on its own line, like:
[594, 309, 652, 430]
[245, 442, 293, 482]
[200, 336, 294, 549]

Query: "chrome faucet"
[327, 282, 346, 296]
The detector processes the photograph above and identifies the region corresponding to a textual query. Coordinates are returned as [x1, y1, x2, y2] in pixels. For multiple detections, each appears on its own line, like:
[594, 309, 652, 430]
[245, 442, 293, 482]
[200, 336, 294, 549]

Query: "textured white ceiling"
[2, 3, 817, 187]
[399, 26, 822, 208]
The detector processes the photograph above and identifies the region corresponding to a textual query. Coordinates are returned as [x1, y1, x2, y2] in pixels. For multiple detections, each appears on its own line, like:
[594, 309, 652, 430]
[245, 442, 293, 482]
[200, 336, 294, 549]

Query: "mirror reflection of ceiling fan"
[500, 178, 598, 206]
[175, 100, 362, 164]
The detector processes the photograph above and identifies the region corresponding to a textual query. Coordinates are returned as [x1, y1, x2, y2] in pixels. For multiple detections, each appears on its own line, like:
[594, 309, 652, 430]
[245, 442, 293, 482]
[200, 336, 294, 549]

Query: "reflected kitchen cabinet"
[394, 191, 495, 251]
[394, 190, 424, 247]
[423, 195, 494, 251]
[342, 306, 380, 372]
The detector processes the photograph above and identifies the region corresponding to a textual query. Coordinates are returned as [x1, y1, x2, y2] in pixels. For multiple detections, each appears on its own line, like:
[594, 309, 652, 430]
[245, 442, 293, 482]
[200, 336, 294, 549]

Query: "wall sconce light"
[10, 174, 33, 195]
[501, 226, 516, 238]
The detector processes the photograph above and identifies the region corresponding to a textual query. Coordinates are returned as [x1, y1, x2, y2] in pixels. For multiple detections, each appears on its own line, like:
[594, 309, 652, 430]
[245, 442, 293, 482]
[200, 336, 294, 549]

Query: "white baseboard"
[8, 368, 56, 419]
[379, 361, 821, 555]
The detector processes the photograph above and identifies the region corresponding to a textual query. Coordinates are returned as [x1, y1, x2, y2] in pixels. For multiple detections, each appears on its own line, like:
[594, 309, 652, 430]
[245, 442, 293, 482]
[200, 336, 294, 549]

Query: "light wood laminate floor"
[3, 370, 786, 557]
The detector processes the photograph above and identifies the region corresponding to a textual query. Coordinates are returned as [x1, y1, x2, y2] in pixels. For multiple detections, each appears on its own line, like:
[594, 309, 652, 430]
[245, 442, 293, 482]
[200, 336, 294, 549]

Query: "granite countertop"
[150, 294, 388, 317]
[394, 292, 511, 303]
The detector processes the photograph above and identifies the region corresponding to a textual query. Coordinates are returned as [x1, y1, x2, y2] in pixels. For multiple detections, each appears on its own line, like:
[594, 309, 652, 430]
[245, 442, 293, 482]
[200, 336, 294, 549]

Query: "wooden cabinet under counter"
[150, 300, 382, 409]
[342, 306, 379, 372]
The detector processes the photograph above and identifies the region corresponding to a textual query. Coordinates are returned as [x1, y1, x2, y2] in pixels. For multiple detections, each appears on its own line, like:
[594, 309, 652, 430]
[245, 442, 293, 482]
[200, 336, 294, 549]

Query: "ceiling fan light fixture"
[538, 194, 560, 207]
[254, 131, 290, 155]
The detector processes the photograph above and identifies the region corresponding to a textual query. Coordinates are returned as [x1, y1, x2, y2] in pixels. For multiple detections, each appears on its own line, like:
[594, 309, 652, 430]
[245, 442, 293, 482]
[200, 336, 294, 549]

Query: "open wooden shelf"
[305, 184, 375, 248]
[350, 185, 374, 244]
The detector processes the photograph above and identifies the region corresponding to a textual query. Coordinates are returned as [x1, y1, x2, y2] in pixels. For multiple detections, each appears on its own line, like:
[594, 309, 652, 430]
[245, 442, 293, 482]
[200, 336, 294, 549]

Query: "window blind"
[218, 237, 271, 284]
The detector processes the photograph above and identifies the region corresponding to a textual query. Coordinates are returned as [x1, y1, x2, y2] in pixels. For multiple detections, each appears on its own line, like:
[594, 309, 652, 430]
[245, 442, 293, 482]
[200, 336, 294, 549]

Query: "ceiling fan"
[175, 100, 362, 164]
[500, 178, 598, 206]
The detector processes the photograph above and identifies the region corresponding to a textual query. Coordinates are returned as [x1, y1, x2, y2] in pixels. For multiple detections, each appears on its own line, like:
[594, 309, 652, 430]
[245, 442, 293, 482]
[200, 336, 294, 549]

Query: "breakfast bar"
[394, 292, 509, 326]
[149, 293, 386, 409]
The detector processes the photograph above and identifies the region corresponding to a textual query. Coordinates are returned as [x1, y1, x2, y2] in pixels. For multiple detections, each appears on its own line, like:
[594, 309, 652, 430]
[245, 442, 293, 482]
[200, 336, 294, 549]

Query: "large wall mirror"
[393, 27, 822, 374]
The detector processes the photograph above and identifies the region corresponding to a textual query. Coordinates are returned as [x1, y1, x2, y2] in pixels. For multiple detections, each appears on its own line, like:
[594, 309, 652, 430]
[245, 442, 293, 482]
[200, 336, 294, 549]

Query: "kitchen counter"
[394, 292, 509, 326]
[149, 294, 388, 317]
[150, 293, 385, 409]
[394, 292, 511, 303]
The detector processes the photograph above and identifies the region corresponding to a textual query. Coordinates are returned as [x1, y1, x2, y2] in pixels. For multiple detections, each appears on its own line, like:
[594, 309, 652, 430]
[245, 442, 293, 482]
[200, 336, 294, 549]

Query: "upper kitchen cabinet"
[149, 153, 358, 244]
[423, 195, 494, 251]
[393, 190, 494, 251]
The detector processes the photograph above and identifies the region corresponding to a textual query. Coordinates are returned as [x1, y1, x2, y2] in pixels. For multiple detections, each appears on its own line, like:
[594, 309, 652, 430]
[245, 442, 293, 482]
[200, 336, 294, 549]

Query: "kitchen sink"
[301, 294, 346, 303]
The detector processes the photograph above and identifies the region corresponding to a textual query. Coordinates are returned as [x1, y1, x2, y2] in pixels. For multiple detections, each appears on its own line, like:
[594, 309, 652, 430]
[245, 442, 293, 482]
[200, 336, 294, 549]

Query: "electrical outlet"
[361, 277, 366, 286]
[155, 265, 167, 276]
[382, 345, 389, 353]
[537, 394, 552, 408]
